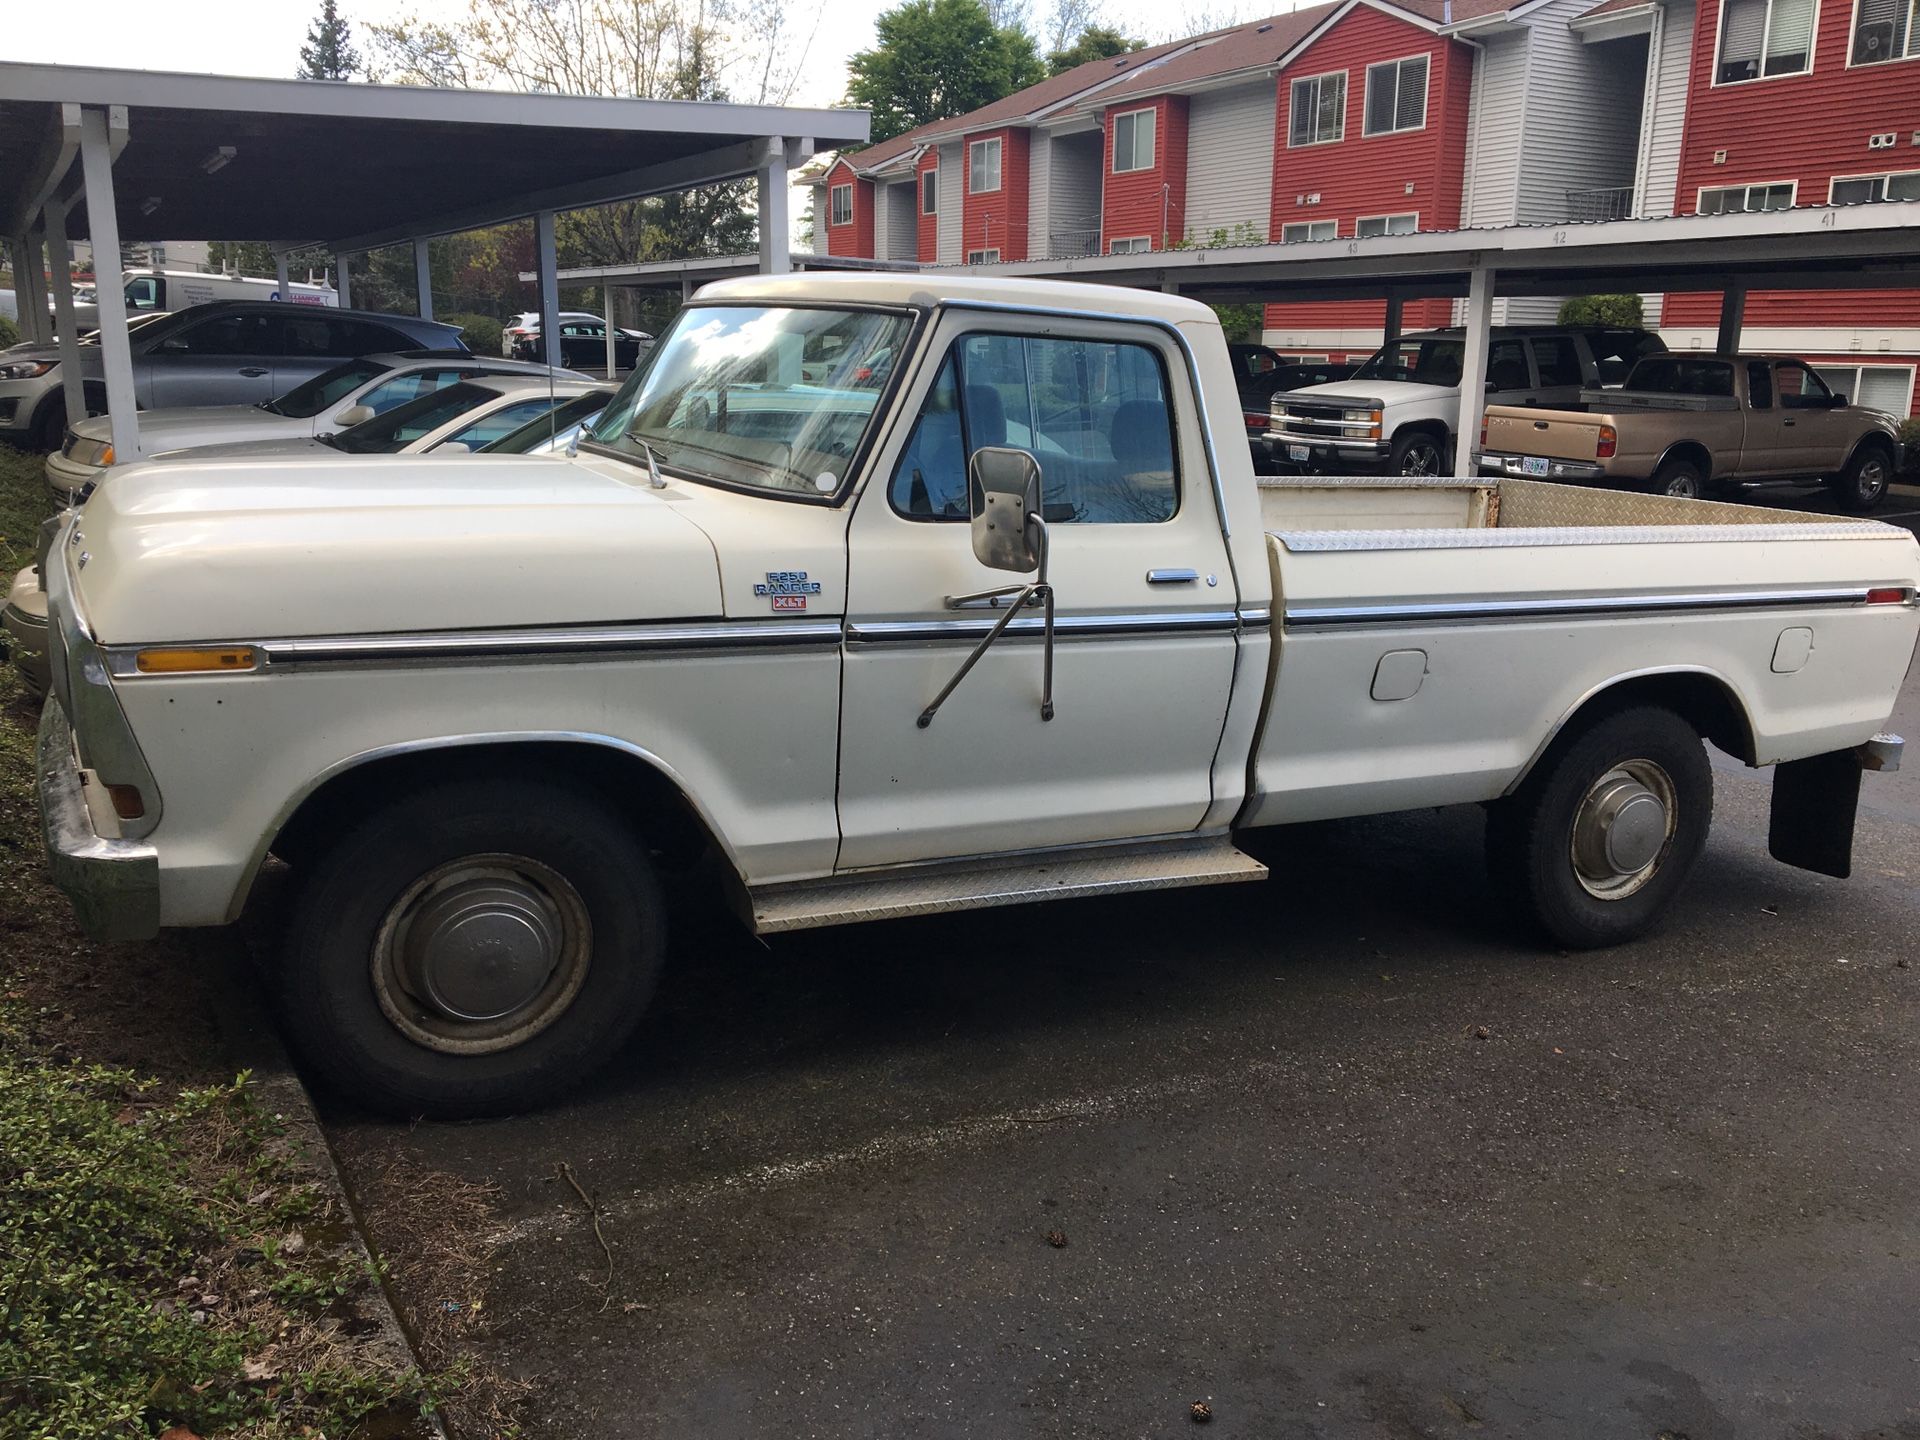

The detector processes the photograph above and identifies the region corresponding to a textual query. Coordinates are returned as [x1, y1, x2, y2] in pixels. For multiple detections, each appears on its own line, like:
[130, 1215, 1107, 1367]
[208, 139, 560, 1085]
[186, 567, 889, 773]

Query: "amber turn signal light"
[106, 783, 146, 820]
[133, 646, 259, 674]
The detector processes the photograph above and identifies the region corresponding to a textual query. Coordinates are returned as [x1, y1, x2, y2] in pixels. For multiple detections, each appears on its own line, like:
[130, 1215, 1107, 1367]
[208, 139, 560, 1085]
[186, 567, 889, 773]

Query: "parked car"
[73, 268, 338, 333]
[1480, 353, 1904, 510]
[33, 272, 1918, 1117]
[502, 310, 603, 356]
[147, 375, 604, 462]
[0, 301, 466, 452]
[45, 352, 590, 501]
[1269, 325, 1666, 477]
[518, 317, 652, 371]
[1241, 359, 1359, 471]
[0, 311, 173, 452]
[479, 389, 615, 455]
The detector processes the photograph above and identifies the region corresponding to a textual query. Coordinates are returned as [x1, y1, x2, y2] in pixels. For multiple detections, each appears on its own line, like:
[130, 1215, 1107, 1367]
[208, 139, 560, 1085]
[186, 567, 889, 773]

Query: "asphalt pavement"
[324, 484, 1920, 1440]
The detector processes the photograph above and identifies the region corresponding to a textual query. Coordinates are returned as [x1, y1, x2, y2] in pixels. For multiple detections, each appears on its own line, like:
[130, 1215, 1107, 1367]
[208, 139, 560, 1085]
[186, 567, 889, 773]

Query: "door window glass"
[124, 277, 161, 310]
[1746, 361, 1775, 408]
[167, 311, 277, 355]
[889, 333, 1178, 524]
[438, 398, 563, 449]
[1486, 340, 1530, 391]
[1775, 362, 1833, 409]
[1530, 336, 1581, 387]
[360, 367, 472, 413]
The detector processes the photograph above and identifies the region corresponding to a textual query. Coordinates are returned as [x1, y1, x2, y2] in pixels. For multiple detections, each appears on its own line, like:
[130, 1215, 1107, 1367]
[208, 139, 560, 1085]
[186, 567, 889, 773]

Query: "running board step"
[750, 836, 1268, 934]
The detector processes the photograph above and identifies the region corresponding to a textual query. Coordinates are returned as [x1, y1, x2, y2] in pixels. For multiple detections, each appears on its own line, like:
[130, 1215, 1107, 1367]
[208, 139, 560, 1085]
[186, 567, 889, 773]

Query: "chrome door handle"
[1146, 568, 1199, 584]
[947, 591, 1042, 610]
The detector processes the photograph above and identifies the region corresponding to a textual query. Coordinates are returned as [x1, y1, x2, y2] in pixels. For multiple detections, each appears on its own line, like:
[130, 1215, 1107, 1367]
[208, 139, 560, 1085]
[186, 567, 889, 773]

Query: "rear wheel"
[1486, 706, 1713, 949]
[1831, 445, 1892, 513]
[1388, 430, 1448, 477]
[1643, 459, 1704, 500]
[275, 777, 665, 1117]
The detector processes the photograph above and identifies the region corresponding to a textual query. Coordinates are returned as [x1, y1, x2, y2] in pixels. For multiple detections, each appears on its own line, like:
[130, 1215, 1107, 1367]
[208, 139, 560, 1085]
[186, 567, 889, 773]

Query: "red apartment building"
[816, 0, 1920, 412]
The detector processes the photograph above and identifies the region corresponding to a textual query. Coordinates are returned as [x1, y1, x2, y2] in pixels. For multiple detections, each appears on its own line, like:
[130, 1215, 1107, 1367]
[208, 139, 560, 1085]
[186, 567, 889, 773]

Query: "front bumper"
[3, 567, 49, 695]
[1265, 431, 1391, 470]
[1479, 451, 1609, 483]
[45, 445, 104, 501]
[37, 698, 161, 942]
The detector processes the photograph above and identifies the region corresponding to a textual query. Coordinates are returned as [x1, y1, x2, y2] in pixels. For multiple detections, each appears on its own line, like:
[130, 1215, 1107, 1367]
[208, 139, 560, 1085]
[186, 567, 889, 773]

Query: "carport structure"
[983, 200, 1920, 475]
[0, 61, 868, 458]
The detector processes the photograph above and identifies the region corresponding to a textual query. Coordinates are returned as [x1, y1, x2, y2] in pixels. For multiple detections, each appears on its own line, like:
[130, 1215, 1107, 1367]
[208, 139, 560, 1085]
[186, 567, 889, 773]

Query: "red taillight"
[1866, 587, 1910, 605]
[1244, 410, 1267, 431]
[1479, 416, 1488, 448]
[1596, 423, 1618, 460]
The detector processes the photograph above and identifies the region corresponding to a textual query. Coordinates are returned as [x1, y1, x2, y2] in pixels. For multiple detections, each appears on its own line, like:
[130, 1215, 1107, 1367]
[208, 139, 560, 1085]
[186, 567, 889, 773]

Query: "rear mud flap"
[1768, 750, 1863, 880]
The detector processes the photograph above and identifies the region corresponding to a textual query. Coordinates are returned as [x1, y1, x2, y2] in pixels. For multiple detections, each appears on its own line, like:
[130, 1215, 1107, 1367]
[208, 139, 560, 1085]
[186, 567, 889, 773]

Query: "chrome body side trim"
[846, 609, 1243, 645]
[1284, 587, 1879, 631]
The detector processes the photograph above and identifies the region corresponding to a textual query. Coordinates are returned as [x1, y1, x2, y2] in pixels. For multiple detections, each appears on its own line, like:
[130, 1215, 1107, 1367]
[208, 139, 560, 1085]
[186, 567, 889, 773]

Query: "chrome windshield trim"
[847, 610, 1242, 645]
[1283, 586, 1876, 630]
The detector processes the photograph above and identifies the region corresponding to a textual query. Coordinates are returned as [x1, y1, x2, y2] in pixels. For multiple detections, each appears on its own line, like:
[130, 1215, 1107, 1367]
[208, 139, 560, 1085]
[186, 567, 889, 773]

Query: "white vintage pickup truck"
[36, 273, 1920, 1116]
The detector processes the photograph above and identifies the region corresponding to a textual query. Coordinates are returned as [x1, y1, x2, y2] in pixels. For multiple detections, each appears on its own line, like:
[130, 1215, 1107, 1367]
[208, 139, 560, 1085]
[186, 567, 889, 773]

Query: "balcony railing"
[1563, 186, 1634, 223]
[1047, 228, 1100, 259]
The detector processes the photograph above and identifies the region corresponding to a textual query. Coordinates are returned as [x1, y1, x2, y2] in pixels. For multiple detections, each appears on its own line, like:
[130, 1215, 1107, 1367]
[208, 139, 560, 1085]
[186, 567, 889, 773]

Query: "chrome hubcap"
[373, 854, 592, 1054]
[1858, 460, 1887, 500]
[1570, 760, 1676, 899]
[1664, 475, 1699, 498]
[1402, 444, 1439, 476]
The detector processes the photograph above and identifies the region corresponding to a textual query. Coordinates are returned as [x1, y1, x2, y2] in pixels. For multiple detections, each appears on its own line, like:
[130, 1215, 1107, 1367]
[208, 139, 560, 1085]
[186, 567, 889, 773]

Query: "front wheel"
[1486, 706, 1713, 949]
[1388, 430, 1449, 478]
[1831, 446, 1892, 513]
[275, 777, 665, 1117]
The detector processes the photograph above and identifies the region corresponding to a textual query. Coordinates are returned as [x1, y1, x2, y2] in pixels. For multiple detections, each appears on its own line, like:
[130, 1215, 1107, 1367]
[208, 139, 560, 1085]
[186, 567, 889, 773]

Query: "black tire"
[275, 776, 665, 1118]
[32, 398, 66, 454]
[1388, 430, 1448, 477]
[1486, 705, 1713, 949]
[1831, 444, 1893, 513]
[1643, 458, 1704, 500]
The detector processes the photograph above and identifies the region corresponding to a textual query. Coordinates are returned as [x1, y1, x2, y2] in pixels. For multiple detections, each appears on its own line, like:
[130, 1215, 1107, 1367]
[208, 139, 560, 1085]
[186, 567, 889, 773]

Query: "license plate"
[1522, 455, 1551, 476]
[1288, 444, 1311, 463]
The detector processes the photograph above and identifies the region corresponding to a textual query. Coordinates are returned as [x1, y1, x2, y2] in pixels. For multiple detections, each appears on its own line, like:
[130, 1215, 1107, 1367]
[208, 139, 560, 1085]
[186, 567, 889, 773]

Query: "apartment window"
[1288, 72, 1347, 147]
[1813, 362, 1915, 414]
[965, 248, 1002, 264]
[1362, 55, 1429, 135]
[920, 168, 939, 214]
[1716, 0, 1817, 81]
[1355, 212, 1418, 237]
[1109, 235, 1153, 253]
[1112, 108, 1156, 173]
[829, 183, 853, 227]
[969, 138, 1002, 194]
[1281, 220, 1339, 242]
[1831, 169, 1920, 203]
[1852, 0, 1920, 62]
[1698, 181, 1797, 212]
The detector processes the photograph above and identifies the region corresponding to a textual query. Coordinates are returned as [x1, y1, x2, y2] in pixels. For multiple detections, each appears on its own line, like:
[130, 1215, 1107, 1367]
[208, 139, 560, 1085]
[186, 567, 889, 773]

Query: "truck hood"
[70, 454, 723, 644]
[77, 404, 313, 450]
[1282, 378, 1460, 407]
[148, 435, 333, 461]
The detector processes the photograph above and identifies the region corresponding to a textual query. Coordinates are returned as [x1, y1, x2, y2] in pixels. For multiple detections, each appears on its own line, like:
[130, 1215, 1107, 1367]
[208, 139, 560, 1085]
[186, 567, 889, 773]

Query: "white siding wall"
[1512, 3, 1645, 226]
[1028, 130, 1053, 258]
[937, 142, 963, 264]
[1183, 82, 1276, 242]
[1045, 129, 1104, 258]
[1462, 34, 1528, 230]
[879, 180, 916, 262]
[1637, 0, 1695, 218]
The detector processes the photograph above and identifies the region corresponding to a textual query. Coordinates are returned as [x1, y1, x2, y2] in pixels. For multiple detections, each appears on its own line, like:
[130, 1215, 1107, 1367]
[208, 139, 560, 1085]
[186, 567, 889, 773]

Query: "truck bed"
[1243, 477, 1919, 827]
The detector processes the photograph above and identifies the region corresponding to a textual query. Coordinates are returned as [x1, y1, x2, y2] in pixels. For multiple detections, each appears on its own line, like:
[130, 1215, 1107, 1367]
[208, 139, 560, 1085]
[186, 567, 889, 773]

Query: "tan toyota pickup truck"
[1480, 353, 1902, 511]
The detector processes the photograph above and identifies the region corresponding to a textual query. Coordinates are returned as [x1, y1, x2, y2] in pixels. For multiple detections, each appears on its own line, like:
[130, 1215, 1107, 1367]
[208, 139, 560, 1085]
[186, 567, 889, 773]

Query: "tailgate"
[1484, 407, 1607, 463]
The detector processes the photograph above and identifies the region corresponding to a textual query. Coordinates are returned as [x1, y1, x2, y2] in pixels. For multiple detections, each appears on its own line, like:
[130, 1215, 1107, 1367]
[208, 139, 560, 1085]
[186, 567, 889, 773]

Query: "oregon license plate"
[1288, 444, 1311, 463]
[1522, 455, 1551, 476]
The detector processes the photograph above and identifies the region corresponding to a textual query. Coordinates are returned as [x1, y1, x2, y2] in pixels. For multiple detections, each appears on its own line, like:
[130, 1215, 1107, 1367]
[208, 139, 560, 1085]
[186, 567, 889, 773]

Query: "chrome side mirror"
[969, 445, 1043, 573]
[333, 404, 376, 428]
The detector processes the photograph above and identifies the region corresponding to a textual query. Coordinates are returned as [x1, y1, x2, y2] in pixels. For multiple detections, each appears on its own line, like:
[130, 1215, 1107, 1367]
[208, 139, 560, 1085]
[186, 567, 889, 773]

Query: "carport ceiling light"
[199, 146, 236, 175]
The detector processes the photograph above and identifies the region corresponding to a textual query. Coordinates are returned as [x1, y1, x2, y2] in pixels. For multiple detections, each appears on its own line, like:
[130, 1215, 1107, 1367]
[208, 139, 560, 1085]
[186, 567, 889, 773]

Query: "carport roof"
[0, 61, 869, 251]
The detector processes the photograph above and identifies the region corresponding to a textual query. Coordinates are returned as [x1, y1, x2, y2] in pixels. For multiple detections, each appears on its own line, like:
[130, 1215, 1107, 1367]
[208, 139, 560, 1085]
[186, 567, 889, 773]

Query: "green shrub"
[0, 314, 19, 349]
[443, 312, 503, 356]
[1898, 417, 1920, 476]
[1557, 294, 1645, 328]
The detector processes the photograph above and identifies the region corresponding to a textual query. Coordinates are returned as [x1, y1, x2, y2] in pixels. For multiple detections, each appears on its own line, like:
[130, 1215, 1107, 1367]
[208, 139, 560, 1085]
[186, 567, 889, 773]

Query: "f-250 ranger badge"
[755, 570, 822, 612]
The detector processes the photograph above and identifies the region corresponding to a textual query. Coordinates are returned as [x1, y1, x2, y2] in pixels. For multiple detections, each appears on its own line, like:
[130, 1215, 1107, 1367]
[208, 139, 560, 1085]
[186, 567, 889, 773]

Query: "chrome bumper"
[37, 699, 160, 942]
[1479, 452, 1608, 483]
[1859, 732, 1903, 773]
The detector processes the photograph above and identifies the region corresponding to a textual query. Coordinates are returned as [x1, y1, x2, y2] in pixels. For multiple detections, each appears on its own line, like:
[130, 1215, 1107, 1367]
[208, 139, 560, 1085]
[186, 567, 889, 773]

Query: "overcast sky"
[6, 0, 1264, 109]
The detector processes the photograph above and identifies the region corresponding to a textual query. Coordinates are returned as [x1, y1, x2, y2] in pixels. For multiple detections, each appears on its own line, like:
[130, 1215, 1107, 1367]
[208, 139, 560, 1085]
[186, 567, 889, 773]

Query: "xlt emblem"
[755, 570, 821, 612]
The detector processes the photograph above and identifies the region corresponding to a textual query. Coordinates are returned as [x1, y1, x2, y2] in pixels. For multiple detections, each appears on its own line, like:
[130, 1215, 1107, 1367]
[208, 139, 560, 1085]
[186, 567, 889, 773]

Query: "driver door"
[835, 313, 1241, 870]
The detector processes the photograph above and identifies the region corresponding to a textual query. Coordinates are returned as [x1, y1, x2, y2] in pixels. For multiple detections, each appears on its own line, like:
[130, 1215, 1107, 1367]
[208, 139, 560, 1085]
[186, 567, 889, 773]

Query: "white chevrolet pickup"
[36, 274, 1920, 1116]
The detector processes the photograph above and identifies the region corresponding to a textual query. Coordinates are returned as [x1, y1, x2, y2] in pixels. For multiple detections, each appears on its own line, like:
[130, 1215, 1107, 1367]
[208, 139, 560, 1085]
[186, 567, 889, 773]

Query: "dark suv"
[0, 301, 467, 451]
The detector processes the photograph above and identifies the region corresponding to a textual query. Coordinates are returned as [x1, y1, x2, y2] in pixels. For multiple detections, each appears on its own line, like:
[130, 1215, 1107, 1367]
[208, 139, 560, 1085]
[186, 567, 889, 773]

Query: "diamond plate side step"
[750, 835, 1268, 934]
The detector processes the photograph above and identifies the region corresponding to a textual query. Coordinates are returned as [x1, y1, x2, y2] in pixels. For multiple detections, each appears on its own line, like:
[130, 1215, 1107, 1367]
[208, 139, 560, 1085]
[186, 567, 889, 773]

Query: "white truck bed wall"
[1245, 479, 1920, 827]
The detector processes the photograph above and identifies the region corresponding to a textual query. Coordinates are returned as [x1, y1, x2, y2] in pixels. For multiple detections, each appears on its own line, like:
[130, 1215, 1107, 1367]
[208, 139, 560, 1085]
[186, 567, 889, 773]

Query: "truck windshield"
[262, 358, 392, 418]
[587, 304, 910, 498]
[1353, 337, 1465, 386]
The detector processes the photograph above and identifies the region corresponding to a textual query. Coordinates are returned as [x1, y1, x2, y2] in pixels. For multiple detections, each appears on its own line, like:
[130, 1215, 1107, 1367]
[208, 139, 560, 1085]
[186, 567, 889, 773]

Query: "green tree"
[848, 0, 1046, 144]
[299, 0, 362, 80]
[1557, 294, 1644, 327]
[1046, 23, 1139, 74]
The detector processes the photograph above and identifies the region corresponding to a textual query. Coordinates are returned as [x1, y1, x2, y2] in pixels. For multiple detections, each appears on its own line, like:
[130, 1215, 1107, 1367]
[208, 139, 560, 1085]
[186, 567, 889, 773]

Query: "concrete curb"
[202, 931, 453, 1440]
